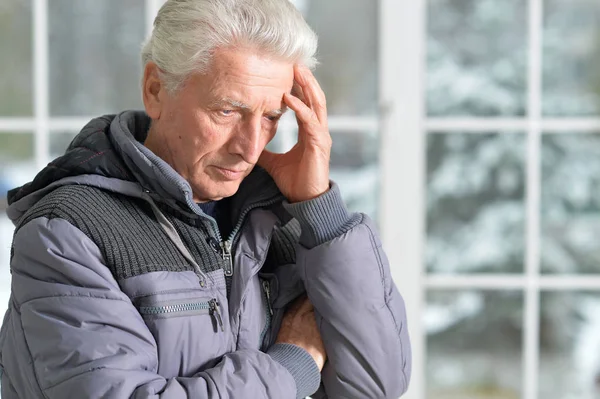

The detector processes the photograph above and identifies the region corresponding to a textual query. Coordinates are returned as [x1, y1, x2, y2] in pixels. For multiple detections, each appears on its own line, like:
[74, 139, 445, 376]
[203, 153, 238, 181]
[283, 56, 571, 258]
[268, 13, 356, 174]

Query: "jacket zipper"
[262, 280, 274, 317]
[259, 279, 274, 348]
[141, 184, 284, 283]
[221, 240, 233, 277]
[139, 298, 224, 332]
[139, 302, 211, 315]
[209, 298, 225, 332]
[212, 195, 284, 280]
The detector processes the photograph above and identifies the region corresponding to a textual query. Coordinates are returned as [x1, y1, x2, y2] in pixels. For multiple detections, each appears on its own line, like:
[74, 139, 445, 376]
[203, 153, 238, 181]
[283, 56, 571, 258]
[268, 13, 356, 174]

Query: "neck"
[144, 126, 173, 168]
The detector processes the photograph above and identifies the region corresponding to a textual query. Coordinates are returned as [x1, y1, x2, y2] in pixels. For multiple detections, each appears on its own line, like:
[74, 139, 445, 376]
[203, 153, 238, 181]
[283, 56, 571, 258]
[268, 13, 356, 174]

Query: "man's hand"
[258, 65, 331, 203]
[276, 294, 327, 371]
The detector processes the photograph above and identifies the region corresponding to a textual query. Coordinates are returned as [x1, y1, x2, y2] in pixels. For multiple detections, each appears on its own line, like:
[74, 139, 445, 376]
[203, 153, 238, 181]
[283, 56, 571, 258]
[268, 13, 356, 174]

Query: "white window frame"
[382, 0, 600, 398]
[380, 1, 426, 397]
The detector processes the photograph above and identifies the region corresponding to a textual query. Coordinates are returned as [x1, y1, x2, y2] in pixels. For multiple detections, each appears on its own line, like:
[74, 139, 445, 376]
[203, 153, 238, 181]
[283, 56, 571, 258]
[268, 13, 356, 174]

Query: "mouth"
[212, 166, 246, 180]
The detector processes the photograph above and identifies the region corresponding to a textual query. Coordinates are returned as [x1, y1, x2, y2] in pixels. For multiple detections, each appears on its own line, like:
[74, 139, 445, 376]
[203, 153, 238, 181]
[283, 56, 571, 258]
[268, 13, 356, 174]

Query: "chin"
[220, 180, 243, 198]
[198, 182, 243, 202]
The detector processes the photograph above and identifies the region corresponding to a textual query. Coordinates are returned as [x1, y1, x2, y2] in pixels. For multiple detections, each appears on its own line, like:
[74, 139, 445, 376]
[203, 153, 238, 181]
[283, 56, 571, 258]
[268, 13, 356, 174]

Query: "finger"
[284, 92, 317, 127]
[295, 65, 327, 123]
[291, 80, 308, 108]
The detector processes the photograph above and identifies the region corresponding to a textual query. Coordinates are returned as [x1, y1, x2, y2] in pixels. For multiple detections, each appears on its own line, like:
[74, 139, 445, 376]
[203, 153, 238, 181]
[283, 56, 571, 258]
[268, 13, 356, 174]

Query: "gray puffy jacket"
[0, 111, 411, 398]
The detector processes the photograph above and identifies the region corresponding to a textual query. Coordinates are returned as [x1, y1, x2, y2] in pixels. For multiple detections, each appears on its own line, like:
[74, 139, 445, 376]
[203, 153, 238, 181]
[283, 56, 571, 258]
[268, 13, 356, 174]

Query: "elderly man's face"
[144, 48, 294, 202]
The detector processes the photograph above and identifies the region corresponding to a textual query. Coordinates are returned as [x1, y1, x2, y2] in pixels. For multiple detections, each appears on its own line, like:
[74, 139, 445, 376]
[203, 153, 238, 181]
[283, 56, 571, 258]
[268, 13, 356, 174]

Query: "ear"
[142, 62, 165, 120]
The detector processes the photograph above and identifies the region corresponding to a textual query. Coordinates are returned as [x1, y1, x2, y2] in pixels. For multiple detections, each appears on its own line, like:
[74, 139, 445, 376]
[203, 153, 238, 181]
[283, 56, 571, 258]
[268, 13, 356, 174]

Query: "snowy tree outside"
[426, 0, 600, 398]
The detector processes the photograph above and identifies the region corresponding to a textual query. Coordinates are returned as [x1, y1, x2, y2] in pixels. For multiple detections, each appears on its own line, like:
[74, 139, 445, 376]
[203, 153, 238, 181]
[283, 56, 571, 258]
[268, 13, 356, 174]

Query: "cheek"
[159, 106, 188, 144]
[191, 115, 233, 155]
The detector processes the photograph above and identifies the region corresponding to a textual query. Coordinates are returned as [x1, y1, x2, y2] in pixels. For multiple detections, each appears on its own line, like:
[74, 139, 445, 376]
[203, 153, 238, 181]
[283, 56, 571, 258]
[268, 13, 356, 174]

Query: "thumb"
[257, 149, 281, 175]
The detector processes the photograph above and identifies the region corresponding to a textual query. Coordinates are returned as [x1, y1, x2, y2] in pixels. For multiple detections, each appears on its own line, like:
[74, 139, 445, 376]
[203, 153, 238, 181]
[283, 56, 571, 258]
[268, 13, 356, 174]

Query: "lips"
[212, 166, 246, 180]
[215, 166, 245, 174]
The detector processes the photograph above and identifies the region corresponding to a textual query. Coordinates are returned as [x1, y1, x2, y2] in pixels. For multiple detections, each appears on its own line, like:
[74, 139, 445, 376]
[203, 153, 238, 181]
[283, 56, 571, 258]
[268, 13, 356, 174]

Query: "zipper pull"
[207, 237, 221, 254]
[221, 240, 233, 277]
[209, 298, 224, 332]
[262, 280, 274, 316]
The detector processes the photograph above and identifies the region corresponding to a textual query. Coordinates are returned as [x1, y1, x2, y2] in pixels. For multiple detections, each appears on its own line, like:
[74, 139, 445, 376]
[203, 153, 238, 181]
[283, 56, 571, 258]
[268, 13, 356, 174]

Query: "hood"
[6, 111, 282, 224]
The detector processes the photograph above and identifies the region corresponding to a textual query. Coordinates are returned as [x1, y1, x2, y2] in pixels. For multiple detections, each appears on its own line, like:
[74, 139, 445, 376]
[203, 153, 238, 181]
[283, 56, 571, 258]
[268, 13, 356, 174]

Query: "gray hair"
[141, 0, 318, 93]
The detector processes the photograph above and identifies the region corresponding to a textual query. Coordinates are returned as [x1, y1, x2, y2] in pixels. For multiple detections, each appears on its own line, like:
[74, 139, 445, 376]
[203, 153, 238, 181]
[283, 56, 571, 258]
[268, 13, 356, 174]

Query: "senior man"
[0, 0, 411, 398]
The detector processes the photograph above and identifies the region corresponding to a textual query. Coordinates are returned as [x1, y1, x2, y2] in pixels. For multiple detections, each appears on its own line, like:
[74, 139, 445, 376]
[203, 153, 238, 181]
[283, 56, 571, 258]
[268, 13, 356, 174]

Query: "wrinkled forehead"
[202, 47, 295, 107]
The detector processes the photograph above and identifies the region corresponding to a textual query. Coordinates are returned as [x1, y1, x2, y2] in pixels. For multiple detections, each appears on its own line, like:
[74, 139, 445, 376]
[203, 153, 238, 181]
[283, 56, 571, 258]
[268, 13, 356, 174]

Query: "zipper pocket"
[138, 298, 224, 332]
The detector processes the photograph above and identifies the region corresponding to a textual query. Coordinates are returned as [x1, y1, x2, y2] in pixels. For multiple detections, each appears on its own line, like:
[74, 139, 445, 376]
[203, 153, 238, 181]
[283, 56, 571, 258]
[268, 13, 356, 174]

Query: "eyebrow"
[211, 97, 250, 110]
[211, 97, 288, 116]
[269, 106, 288, 116]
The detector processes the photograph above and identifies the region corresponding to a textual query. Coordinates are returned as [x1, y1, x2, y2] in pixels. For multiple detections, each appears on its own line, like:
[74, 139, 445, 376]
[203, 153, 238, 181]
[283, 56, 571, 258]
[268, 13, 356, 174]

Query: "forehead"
[203, 47, 295, 103]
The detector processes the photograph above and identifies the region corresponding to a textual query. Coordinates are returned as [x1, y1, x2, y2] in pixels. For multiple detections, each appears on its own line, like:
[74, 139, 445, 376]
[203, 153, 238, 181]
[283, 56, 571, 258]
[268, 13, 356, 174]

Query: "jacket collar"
[7, 110, 284, 225]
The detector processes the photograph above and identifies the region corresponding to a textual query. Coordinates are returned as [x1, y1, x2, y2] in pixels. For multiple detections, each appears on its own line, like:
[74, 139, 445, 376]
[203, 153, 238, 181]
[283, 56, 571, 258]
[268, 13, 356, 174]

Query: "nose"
[228, 116, 264, 164]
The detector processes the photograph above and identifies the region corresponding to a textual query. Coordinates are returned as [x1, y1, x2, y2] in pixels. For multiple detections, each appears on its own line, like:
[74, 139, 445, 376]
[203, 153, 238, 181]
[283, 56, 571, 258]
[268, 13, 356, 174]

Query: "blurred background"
[1, 0, 600, 398]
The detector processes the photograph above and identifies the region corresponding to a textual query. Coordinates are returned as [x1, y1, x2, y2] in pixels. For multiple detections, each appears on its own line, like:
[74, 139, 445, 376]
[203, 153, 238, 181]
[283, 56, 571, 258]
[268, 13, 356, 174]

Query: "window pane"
[541, 133, 600, 274]
[543, 0, 600, 116]
[50, 131, 78, 158]
[302, 0, 378, 116]
[49, 0, 145, 116]
[539, 291, 600, 398]
[330, 130, 379, 220]
[426, 290, 523, 399]
[268, 127, 379, 219]
[0, 0, 33, 116]
[0, 132, 36, 319]
[427, 0, 527, 117]
[427, 133, 526, 273]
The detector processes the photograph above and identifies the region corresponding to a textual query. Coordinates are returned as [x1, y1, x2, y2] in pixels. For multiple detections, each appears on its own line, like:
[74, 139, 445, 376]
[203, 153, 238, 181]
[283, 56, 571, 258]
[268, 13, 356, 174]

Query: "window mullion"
[33, 0, 49, 170]
[524, 0, 544, 397]
[380, 0, 426, 398]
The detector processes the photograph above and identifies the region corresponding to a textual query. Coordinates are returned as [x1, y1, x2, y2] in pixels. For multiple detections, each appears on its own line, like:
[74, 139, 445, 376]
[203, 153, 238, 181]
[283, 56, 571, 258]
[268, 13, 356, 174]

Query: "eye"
[220, 109, 234, 116]
[265, 115, 280, 122]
